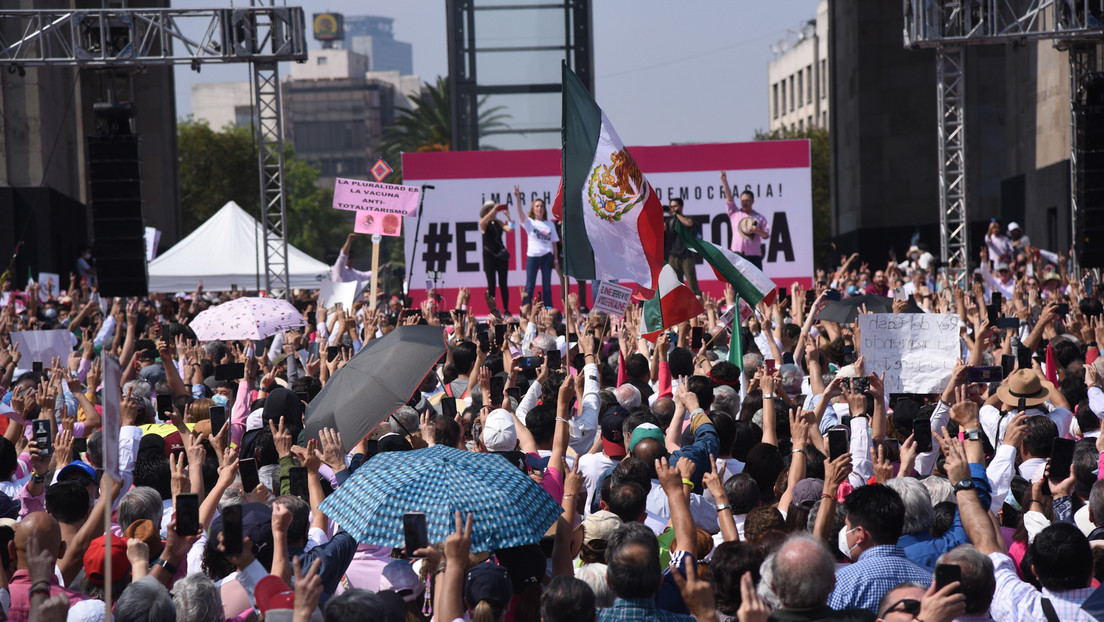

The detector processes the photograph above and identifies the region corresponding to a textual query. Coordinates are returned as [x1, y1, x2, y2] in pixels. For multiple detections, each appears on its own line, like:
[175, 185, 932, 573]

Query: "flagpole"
[729, 293, 743, 369]
[560, 60, 569, 316]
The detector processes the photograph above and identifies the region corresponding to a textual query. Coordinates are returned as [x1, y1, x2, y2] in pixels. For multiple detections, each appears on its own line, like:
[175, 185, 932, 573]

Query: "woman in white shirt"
[514, 185, 559, 309]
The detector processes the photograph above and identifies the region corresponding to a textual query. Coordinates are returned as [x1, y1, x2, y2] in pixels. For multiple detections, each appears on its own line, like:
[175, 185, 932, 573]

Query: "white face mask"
[837, 526, 859, 560]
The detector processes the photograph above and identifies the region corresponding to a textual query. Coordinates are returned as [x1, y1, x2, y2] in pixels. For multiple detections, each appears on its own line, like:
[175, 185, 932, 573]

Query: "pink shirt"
[7, 569, 88, 622]
[725, 199, 769, 256]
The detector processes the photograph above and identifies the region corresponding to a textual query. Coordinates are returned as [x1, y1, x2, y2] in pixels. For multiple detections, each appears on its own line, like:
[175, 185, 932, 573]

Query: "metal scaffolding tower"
[0, 6, 307, 297]
[903, 0, 1104, 284]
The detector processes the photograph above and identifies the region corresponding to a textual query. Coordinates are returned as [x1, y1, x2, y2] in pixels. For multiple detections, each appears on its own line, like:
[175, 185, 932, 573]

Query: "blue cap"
[58, 460, 96, 481]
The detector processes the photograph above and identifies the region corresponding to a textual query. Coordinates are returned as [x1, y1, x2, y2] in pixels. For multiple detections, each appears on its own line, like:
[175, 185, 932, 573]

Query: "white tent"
[148, 201, 331, 292]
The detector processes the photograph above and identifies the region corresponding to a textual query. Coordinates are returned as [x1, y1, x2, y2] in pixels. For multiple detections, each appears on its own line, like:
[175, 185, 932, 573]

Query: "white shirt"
[978, 404, 1073, 448]
[578, 452, 617, 517]
[644, 480, 719, 535]
[521, 218, 559, 257]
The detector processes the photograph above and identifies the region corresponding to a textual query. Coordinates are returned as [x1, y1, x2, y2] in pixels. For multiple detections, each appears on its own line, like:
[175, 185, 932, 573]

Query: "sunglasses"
[881, 598, 922, 617]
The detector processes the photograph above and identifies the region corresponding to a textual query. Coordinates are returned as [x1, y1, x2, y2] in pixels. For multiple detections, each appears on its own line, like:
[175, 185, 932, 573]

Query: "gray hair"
[172, 573, 224, 622]
[885, 477, 934, 535]
[807, 501, 846, 538]
[778, 363, 803, 396]
[574, 563, 615, 609]
[115, 576, 177, 622]
[712, 386, 739, 417]
[743, 353, 764, 377]
[770, 533, 837, 609]
[388, 405, 419, 437]
[922, 475, 954, 506]
[86, 428, 104, 468]
[936, 545, 995, 614]
[118, 487, 164, 531]
[757, 553, 782, 611]
[123, 379, 153, 399]
[614, 384, 641, 410]
[530, 333, 557, 356]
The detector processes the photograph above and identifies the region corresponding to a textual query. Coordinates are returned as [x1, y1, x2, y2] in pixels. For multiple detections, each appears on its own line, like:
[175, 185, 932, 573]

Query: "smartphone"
[326, 346, 341, 362]
[912, 419, 933, 453]
[1055, 303, 1070, 317]
[995, 317, 1020, 329]
[295, 391, 309, 403]
[825, 289, 842, 302]
[208, 405, 226, 436]
[828, 428, 849, 460]
[215, 363, 245, 381]
[437, 311, 453, 325]
[238, 458, 260, 493]
[691, 326, 704, 350]
[476, 332, 490, 353]
[546, 349, 562, 370]
[441, 396, 457, 419]
[221, 504, 243, 556]
[1001, 354, 1016, 378]
[894, 287, 907, 302]
[987, 303, 1001, 325]
[32, 361, 43, 374]
[73, 437, 87, 456]
[852, 376, 870, 393]
[32, 419, 52, 455]
[489, 375, 505, 407]
[1050, 438, 1077, 482]
[934, 563, 961, 591]
[288, 466, 308, 500]
[1016, 346, 1032, 371]
[494, 324, 507, 347]
[778, 286, 790, 300]
[991, 292, 1002, 310]
[966, 366, 1003, 384]
[518, 356, 543, 370]
[506, 386, 521, 403]
[403, 512, 428, 554]
[764, 359, 776, 374]
[176, 493, 200, 536]
[156, 394, 173, 417]
[571, 352, 586, 370]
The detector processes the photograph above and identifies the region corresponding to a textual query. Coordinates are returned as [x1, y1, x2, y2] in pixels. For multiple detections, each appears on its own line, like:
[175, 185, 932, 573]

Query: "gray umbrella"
[818, 294, 924, 324]
[304, 325, 447, 453]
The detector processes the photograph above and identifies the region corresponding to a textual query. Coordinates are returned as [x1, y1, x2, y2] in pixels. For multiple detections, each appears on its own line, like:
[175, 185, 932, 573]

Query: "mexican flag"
[561, 64, 664, 291]
[675, 221, 776, 307]
[641, 265, 704, 341]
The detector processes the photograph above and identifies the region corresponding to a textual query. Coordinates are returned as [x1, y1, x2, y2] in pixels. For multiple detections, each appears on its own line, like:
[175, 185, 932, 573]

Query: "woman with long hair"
[514, 186, 558, 309]
[480, 200, 513, 314]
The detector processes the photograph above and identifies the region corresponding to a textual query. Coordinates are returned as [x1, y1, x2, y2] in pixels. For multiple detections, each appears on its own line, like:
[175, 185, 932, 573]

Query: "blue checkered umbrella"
[320, 445, 564, 553]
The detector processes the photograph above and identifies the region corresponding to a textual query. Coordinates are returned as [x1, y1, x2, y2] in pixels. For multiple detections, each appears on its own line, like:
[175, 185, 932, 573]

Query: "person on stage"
[721, 171, 770, 270]
[479, 200, 513, 313]
[514, 185, 559, 309]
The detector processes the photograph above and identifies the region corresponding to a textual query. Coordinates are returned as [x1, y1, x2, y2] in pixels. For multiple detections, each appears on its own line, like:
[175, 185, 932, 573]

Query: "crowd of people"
[0, 213, 1100, 622]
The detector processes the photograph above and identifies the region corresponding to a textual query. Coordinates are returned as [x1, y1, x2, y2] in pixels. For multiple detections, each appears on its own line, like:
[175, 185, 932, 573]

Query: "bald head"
[771, 534, 836, 609]
[632, 437, 667, 476]
[12, 512, 64, 569]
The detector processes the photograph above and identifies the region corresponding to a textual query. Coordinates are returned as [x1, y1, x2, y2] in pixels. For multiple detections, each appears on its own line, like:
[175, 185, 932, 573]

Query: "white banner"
[592, 282, 633, 317]
[10, 330, 73, 365]
[857, 313, 959, 394]
[402, 141, 813, 314]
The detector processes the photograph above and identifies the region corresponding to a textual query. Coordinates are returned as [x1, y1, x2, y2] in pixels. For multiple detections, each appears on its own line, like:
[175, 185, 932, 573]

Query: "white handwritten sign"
[857, 313, 959, 394]
[592, 282, 633, 317]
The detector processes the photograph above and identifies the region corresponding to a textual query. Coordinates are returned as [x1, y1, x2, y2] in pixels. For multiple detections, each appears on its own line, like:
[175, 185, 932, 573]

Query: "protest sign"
[37, 273, 60, 299]
[10, 330, 73, 365]
[403, 140, 813, 314]
[333, 177, 420, 238]
[319, 280, 361, 311]
[857, 313, 959, 394]
[592, 282, 633, 317]
[103, 355, 121, 481]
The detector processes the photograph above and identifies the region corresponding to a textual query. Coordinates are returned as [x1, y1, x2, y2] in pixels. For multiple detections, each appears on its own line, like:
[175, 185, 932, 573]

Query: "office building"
[768, 0, 829, 132]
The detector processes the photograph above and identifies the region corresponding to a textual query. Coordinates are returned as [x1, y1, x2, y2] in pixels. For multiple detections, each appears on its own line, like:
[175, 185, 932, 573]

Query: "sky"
[172, 0, 821, 147]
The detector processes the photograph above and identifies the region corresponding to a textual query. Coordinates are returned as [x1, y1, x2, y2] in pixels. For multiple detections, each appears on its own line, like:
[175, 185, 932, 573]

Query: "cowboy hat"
[995, 369, 1053, 409]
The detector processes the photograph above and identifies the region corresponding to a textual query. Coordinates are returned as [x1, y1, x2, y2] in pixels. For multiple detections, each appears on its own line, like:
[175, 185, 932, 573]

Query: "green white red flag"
[675, 221, 776, 307]
[561, 63, 665, 291]
[641, 265, 705, 341]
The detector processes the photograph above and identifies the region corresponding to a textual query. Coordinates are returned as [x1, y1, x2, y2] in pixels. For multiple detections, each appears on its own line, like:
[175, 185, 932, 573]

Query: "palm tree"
[379, 77, 512, 169]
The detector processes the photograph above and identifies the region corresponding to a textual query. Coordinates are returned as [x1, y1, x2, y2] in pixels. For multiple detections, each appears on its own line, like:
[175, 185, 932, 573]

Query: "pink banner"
[353, 210, 403, 236]
[334, 178, 419, 238]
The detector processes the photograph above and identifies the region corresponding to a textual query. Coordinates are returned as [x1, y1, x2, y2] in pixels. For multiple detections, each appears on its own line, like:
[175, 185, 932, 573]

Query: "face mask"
[211, 394, 229, 407]
[43, 308, 57, 319]
[837, 526, 859, 560]
[910, 253, 919, 260]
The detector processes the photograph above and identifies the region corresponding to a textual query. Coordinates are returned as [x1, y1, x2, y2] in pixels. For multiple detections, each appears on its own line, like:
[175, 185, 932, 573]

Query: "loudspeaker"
[1077, 74, 1104, 268]
[88, 135, 147, 297]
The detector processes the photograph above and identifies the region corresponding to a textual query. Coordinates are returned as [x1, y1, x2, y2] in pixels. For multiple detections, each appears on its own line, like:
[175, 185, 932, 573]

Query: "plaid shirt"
[987, 552, 1099, 621]
[597, 598, 696, 622]
[827, 545, 932, 613]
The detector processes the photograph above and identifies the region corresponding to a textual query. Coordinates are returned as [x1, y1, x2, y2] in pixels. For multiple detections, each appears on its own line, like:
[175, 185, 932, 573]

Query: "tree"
[177, 117, 346, 261]
[753, 126, 830, 269]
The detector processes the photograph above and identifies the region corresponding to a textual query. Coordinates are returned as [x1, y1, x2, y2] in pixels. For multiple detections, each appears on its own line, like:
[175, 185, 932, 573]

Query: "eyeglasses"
[881, 598, 922, 617]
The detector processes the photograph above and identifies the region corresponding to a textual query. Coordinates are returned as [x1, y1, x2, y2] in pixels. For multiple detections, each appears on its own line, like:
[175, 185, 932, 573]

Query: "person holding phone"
[480, 200, 513, 314]
[514, 185, 559, 309]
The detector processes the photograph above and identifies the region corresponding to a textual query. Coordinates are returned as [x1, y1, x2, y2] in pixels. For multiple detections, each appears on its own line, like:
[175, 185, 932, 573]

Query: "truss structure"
[0, 6, 307, 297]
[904, 0, 1103, 280]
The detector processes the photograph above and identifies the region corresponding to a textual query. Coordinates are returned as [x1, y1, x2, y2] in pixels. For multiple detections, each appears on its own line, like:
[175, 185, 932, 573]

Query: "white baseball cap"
[482, 408, 517, 451]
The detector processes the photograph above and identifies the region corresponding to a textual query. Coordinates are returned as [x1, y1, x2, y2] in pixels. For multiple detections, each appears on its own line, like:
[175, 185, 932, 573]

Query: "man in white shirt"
[331, 233, 372, 283]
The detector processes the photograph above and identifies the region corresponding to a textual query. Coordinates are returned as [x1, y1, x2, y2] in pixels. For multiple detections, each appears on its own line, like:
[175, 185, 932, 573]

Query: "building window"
[807, 66, 813, 103]
[821, 60, 827, 98]
[789, 75, 795, 112]
[318, 56, 328, 65]
[781, 81, 787, 117]
[808, 115, 813, 129]
[798, 119, 804, 131]
[773, 83, 779, 119]
[797, 72, 803, 108]
[823, 111, 828, 127]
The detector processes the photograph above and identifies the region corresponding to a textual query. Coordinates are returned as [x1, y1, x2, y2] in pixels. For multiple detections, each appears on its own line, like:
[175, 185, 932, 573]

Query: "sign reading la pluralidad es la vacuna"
[332, 177, 421, 237]
[401, 140, 813, 313]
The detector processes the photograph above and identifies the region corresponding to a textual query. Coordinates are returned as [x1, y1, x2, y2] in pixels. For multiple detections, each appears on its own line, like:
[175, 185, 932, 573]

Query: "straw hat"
[737, 216, 759, 238]
[995, 369, 1053, 409]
